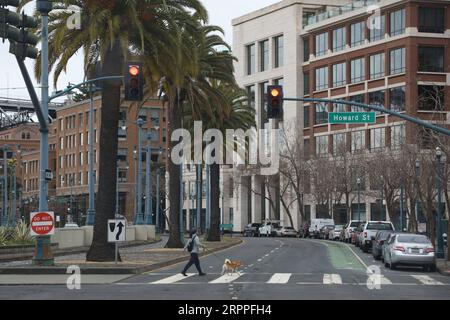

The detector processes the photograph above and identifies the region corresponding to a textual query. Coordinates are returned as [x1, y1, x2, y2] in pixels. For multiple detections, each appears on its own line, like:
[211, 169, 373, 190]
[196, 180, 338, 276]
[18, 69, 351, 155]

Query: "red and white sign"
[30, 211, 55, 236]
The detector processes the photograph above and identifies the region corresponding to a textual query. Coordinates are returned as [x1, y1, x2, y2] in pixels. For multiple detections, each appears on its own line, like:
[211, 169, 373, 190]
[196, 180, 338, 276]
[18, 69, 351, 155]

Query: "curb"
[0, 239, 242, 275]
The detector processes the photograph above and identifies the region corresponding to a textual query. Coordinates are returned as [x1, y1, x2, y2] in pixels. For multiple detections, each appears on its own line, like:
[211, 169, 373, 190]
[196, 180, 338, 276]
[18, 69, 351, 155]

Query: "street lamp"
[357, 178, 361, 222]
[380, 175, 385, 220]
[1, 145, 9, 226]
[415, 160, 420, 231]
[435, 147, 445, 259]
[144, 140, 162, 225]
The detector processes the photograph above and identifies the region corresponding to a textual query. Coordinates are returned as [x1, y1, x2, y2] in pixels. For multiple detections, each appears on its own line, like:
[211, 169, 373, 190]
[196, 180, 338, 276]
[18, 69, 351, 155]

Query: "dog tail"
[224, 259, 231, 264]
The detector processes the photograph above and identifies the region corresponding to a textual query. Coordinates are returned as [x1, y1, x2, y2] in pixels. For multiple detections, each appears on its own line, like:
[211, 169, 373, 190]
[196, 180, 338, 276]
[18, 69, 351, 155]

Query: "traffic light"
[0, 1, 39, 60]
[124, 62, 144, 101]
[267, 85, 284, 119]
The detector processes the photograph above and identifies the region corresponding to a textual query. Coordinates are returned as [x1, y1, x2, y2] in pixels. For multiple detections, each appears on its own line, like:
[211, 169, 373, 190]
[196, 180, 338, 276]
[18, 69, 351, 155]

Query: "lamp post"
[86, 83, 98, 226]
[156, 167, 161, 234]
[11, 162, 17, 227]
[116, 159, 120, 217]
[1, 145, 9, 226]
[135, 118, 145, 225]
[435, 147, 445, 259]
[357, 178, 361, 222]
[415, 160, 420, 232]
[196, 164, 202, 232]
[144, 143, 162, 225]
[380, 175, 385, 220]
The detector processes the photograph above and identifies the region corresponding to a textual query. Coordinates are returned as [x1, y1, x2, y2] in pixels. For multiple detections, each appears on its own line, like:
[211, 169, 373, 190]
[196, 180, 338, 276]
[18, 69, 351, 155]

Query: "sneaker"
[199, 272, 206, 276]
[181, 272, 188, 276]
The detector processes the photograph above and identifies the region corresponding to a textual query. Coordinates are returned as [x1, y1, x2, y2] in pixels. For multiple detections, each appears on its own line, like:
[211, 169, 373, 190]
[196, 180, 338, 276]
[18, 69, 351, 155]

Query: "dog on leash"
[221, 259, 243, 275]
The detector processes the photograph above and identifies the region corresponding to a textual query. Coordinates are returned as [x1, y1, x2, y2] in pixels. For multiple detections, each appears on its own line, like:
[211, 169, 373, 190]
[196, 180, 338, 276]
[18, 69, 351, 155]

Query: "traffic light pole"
[282, 97, 450, 137]
[33, 0, 52, 266]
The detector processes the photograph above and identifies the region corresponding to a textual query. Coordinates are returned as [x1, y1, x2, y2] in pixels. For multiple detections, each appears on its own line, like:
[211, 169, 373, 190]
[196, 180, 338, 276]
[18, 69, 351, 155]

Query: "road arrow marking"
[267, 273, 292, 284]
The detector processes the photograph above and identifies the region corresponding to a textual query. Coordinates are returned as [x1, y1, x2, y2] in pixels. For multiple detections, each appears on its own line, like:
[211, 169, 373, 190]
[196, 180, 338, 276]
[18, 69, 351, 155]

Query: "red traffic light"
[129, 65, 140, 76]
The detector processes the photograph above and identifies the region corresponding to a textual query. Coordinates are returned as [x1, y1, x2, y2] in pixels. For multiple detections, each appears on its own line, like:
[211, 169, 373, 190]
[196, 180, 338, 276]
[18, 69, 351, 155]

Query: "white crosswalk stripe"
[209, 273, 244, 284]
[150, 273, 195, 284]
[411, 275, 444, 285]
[323, 274, 342, 284]
[267, 273, 292, 284]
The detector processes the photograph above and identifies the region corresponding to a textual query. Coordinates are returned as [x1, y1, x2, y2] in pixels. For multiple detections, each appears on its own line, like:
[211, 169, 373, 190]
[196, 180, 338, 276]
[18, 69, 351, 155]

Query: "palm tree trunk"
[86, 40, 123, 262]
[206, 163, 221, 241]
[165, 90, 183, 248]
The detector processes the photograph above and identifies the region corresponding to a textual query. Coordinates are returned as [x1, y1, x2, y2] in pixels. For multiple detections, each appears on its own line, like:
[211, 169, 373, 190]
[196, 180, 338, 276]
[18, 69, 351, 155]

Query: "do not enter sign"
[30, 212, 55, 236]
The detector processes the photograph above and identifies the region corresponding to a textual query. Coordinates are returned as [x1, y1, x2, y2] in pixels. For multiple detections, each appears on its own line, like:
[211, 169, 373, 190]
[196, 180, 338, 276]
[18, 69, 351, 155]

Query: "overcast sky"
[0, 0, 279, 102]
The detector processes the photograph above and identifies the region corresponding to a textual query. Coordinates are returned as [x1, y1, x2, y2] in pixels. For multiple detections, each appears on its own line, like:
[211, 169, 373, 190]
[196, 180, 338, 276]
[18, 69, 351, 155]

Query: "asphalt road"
[0, 237, 449, 300]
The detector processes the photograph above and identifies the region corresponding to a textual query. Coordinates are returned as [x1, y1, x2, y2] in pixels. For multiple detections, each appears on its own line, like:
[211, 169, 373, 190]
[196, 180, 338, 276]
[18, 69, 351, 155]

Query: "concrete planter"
[57, 228, 84, 249]
[125, 226, 136, 242]
[135, 225, 148, 241]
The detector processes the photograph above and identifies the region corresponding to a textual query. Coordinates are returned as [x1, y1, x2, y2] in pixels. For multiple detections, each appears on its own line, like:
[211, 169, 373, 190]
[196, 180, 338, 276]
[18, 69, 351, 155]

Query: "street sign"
[45, 169, 53, 181]
[329, 112, 376, 124]
[220, 223, 233, 230]
[30, 211, 55, 236]
[108, 219, 126, 243]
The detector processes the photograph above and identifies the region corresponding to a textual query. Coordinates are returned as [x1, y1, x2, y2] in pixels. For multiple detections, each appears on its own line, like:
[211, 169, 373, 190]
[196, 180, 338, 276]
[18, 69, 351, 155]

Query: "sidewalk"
[0, 235, 243, 279]
[437, 259, 450, 276]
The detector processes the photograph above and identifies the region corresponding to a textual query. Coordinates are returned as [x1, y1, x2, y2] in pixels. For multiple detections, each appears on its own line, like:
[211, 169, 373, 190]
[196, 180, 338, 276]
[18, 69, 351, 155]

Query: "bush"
[13, 221, 32, 242]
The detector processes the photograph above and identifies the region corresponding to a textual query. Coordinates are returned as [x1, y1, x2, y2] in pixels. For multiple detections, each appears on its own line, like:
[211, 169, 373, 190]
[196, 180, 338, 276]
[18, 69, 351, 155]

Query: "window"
[332, 27, 346, 52]
[260, 40, 269, 72]
[60, 137, 64, 150]
[351, 21, 365, 47]
[315, 32, 328, 57]
[369, 90, 385, 115]
[418, 86, 445, 111]
[390, 86, 405, 112]
[418, 7, 445, 33]
[79, 133, 84, 146]
[315, 66, 328, 91]
[246, 44, 255, 75]
[390, 9, 405, 36]
[304, 105, 310, 128]
[117, 149, 127, 161]
[304, 139, 310, 159]
[332, 62, 346, 87]
[315, 135, 329, 157]
[303, 38, 310, 62]
[370, 53, 385, 79]
[315, 102, 328, 125]
[246, 85, 255, 109]
[274, 35, 284, 67]
[79, 113, 84, 127]
[418, 47, 444, 72]
[391, 125, 405, 150]
[274, 78, 283, 86]
[351, 131, 365, 153]
[80, 152, 83, 166]
[333, 133, 346, 155]
[369, 15, 385, 42]
[350, 57, 365, 83]
[260, 82, 269, 123]
[303, 72, 310, 94]
[60, 156, 64, 168]
[350, 94, 365, 112]
[370, 128, 385, 151]
[390, 47, 405, 75]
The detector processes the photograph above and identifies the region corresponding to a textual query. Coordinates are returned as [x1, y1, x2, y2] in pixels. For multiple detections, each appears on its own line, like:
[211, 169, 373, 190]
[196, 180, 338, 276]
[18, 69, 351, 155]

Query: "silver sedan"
[383, 233, 436, 272]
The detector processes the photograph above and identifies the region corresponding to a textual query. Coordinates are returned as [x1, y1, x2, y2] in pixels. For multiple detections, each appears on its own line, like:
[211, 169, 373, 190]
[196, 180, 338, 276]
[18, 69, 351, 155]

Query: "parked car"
[259, 221, 280, 237]
[372, 230, 394, 260]
[358, 221, 395, 252]
[309, 219, 334, 239]
[383, 233, 436, 272]
[320, 225, 335, 239]
[274, 226, 283, 237]
[329, 225, 344, 241]
[344, 220, 364, 243]
[279, 226, 298, 237]
[243, 223, 261, 237]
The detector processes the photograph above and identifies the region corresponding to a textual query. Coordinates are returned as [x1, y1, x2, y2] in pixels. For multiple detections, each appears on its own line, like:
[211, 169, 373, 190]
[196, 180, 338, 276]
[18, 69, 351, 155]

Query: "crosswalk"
[117, 272, 450, 287]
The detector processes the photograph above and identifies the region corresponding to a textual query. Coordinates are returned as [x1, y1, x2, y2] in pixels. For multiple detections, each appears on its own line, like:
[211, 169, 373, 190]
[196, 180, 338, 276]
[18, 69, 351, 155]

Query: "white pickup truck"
[259, 221, 280, 237]
[358, 221, 395, 252]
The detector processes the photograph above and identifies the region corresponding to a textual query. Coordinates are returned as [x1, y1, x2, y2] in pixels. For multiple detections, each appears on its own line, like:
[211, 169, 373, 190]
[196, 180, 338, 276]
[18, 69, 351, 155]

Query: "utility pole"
[1, 146, 8, 226]
[86, 84, 96, 225]
[135, 118, 144, 224]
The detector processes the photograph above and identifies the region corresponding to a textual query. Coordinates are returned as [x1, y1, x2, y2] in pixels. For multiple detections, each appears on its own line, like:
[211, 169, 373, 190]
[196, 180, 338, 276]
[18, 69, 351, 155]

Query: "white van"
[309, 219, 334, 238]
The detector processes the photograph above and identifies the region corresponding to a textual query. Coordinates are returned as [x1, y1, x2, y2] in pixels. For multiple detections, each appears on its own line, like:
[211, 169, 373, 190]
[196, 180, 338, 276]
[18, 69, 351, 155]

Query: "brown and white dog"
[221, 259, 243, 275]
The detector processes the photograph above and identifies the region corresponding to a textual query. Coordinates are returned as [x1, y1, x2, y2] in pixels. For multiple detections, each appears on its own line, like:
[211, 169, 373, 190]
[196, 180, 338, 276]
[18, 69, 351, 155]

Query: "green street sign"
[329, 112, 376, 124]
[220, 223, 233, 229]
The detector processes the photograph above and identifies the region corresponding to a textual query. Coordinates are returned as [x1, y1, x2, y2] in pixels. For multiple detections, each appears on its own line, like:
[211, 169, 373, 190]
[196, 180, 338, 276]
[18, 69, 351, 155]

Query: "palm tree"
[151, 25, 240, 247]
[21, 0, 207, 261]
[204, 83, 255, 241]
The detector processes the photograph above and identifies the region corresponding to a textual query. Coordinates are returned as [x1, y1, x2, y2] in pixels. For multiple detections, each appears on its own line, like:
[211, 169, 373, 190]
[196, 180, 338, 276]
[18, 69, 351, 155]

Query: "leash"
[203, 247, 224, 262]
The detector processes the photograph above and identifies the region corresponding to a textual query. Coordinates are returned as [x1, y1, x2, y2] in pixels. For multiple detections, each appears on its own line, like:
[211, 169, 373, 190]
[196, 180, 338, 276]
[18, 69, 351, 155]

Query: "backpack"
[187, 235, 196, 252]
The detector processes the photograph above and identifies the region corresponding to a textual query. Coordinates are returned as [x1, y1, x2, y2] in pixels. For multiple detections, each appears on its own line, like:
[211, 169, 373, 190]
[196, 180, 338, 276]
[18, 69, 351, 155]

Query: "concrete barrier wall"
[49, 225, 157, 249]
